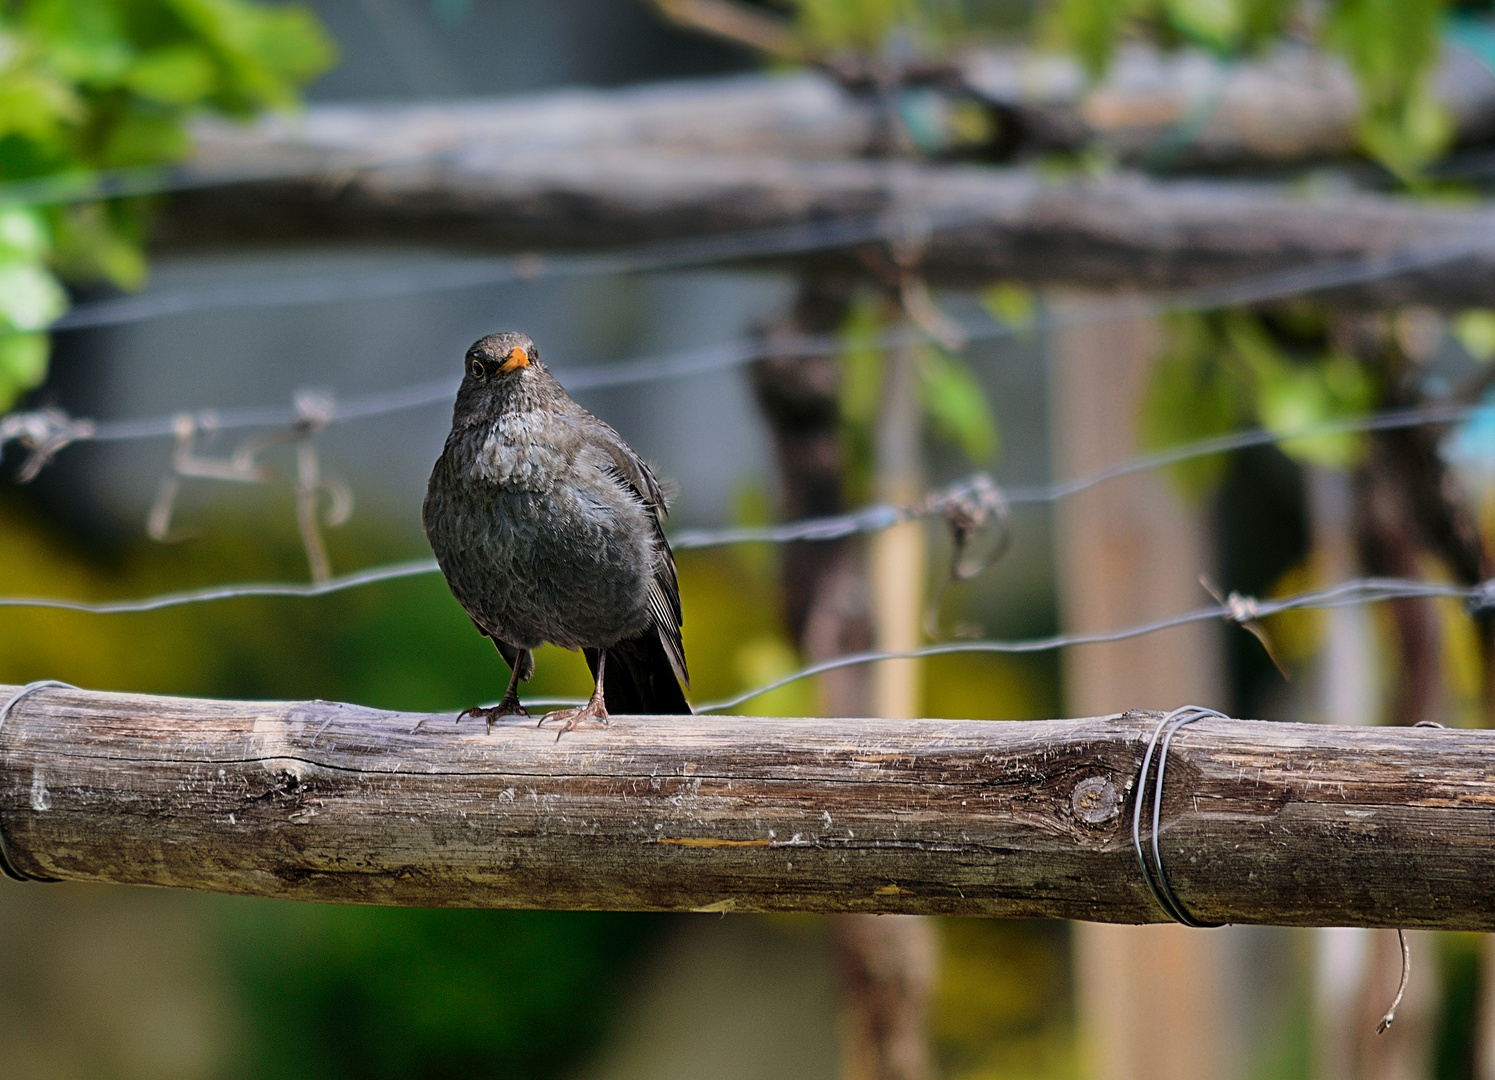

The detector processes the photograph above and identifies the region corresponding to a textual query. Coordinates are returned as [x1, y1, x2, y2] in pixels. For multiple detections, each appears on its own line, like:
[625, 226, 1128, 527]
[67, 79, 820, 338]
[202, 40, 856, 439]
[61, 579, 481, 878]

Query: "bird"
[423, 331, 690, 735]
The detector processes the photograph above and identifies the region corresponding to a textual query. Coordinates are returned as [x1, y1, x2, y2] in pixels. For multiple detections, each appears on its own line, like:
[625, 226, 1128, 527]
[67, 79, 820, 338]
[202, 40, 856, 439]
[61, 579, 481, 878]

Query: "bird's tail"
[586, 633, 691, 715]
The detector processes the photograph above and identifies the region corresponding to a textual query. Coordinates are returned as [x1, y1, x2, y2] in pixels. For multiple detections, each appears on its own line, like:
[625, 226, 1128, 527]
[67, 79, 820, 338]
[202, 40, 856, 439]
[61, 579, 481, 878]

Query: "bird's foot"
[457, 695, 529, 734]
[537, 698, 609, 741]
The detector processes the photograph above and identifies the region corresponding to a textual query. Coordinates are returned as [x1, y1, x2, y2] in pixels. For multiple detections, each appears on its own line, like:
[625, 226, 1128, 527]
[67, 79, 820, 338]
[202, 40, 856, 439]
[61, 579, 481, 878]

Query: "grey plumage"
[423, 331, 689, 724]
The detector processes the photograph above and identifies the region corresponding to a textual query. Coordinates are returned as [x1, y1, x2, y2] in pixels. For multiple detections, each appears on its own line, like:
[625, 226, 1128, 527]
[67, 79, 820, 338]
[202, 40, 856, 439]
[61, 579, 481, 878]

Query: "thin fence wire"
[13, 227, 1492, 453]
[693, 576, 1485, 712]
[0, 552, 1478, 714]
[0, 400, 1486, 611]
[0, 559, 439, 615]
[0, 414, 1489, 713]
[32, 213, 906, 338]
[19, 200, 1495, 343]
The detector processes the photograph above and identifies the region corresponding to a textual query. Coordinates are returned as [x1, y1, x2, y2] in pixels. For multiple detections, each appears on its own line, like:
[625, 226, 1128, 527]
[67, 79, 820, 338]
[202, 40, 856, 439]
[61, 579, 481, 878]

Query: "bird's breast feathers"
[469, 411, 572, 490]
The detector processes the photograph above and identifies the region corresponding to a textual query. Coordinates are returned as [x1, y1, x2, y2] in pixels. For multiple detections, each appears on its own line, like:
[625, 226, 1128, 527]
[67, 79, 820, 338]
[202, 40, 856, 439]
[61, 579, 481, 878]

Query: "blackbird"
[423, 331, 690, 733]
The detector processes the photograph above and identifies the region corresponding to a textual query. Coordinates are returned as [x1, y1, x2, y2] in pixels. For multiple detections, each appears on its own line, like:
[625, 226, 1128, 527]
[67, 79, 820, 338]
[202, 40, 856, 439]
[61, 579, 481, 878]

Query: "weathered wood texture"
[0, 684, 1491, 928]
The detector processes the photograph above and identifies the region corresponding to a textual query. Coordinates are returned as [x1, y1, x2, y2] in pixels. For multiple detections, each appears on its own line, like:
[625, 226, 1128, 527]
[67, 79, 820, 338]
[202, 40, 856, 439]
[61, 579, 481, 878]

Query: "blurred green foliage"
[837, 290, 1000, 504]
[775, 0, 1460, 182]
[0, 0, 335, 410]
[1141, 309, 1377, 500]
[1044, 0, 1455, 181]
[1452, 308, 1495, 361]
[784, 0, 1037, 50]
[933, 919, 1076, 1080]
[219, 901, 658, 1080]
[792, 0, 920, 49]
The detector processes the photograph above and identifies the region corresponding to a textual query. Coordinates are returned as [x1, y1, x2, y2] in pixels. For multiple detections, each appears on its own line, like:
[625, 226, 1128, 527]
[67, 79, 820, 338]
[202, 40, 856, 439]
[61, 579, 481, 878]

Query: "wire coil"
[0, 680, 71, 883]
[1132, 705, 1228, 928]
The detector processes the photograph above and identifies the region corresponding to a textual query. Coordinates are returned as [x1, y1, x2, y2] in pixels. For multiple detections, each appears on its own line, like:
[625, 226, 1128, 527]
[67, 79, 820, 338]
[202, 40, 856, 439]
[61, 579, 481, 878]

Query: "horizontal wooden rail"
[0, 684, 1490, 928]
[157, 67, 1495, 307]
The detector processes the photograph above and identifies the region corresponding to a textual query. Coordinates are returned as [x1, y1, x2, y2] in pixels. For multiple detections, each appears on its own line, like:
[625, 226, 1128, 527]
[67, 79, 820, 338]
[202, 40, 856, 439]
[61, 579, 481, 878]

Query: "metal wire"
[29, 213, 912, 339]
[10, 192, 1490, 348]
[1132, 706, 1230, 927]
[692, 575, 1489, 712]
[0, 680, 71, 882]
[0, 404, 1485, 614]
[4, 231, 1486, 464]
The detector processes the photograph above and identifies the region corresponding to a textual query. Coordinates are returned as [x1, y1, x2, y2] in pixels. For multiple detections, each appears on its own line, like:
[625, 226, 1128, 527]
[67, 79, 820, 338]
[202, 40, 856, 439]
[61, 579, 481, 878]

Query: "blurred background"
[1, 0, 1494, 1076]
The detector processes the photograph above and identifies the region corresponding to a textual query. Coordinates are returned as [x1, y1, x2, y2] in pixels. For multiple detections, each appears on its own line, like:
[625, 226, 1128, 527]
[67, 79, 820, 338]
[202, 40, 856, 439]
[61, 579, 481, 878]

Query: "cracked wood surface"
[0, 684, 1491, 927]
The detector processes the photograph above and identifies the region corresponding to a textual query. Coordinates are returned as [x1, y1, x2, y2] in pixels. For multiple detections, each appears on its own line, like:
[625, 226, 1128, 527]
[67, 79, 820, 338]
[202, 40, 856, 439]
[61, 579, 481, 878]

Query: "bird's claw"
[537, 700, 609, 741]
[457, 696, 528, 734]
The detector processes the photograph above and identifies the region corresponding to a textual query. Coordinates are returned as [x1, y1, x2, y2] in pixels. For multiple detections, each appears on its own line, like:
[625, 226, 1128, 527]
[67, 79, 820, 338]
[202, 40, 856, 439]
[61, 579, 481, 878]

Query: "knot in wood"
[1070, 775, 1120, 825]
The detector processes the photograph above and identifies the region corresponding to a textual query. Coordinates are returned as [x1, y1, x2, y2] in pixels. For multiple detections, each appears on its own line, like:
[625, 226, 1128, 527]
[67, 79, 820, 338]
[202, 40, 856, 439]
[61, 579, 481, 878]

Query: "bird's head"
[465, 331, 537, 382]
[453, 332, 548, 421]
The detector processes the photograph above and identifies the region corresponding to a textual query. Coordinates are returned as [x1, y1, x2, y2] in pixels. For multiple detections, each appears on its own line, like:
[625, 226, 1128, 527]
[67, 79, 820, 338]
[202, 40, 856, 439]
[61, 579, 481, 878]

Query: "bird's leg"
[457, 650, 530, 733]
[538, 649, 610, 739]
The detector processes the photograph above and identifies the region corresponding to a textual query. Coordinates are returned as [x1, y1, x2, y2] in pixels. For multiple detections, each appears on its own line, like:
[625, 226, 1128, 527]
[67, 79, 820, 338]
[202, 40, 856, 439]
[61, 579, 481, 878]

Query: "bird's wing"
[579, 417, 670, 521]
[579, 418, 689, 689]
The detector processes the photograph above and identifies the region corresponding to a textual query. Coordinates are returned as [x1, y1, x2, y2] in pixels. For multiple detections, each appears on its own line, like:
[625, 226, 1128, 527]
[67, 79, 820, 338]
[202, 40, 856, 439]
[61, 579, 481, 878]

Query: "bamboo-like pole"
[0, 684, 1492, 928]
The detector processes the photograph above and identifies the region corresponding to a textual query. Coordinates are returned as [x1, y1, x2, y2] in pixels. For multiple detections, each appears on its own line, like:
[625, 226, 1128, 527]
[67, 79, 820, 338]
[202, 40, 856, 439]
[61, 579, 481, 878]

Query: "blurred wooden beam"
[159, 62, 1495, 308]
[183, 42, 1495, 174]
[3, 683, 1495, 927]
[157, 144, 1495, 309]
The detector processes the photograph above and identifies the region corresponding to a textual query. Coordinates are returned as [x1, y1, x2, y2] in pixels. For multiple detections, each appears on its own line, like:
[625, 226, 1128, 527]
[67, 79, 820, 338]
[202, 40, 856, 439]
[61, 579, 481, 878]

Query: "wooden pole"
[871, 329, 925, 726]
[1048, 310, 1236, 1080]
[1, 684, 1494, 927]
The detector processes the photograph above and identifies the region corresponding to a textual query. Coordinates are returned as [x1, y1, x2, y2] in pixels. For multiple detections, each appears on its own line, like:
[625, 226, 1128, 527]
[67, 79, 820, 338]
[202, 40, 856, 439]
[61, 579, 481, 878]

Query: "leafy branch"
[0, 0, 336, 410]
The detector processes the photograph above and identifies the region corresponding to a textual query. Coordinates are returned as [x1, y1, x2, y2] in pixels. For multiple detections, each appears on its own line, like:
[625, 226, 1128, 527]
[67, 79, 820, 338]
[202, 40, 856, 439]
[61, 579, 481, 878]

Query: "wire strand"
[31, 213, 905, 339]
[0, 559, 1480, 715]
[693, 575, 1488, 712]
[1, 403, 1486, 605]
[20, 201, 1495, 344]
[17, 225, 1492, 454]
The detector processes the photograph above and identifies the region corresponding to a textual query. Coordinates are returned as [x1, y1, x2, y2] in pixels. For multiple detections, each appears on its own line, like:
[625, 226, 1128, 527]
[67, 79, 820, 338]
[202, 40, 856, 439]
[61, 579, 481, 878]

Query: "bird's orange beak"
[499, 346, 529, 373]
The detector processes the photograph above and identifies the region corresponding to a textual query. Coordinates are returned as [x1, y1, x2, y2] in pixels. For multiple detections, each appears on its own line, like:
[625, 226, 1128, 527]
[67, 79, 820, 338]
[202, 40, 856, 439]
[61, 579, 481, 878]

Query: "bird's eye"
[469, 359, 485, 379]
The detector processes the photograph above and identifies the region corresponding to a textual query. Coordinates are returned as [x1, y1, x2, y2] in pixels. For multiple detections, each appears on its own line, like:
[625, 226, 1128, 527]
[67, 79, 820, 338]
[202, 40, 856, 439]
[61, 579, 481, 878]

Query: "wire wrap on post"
[1132, 705, 1228, 928]
[0, 680, 71, 882]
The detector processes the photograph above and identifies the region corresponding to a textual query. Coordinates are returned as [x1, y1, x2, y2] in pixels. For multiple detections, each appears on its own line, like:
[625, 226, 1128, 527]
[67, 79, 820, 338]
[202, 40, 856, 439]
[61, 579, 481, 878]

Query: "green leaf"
[980, 282, 1036, 335]
[97, 108, 192, 167]
[0, 261, 67, 331]
[1226, 313, 1375, 467]
[1055, 0, 1136, 77]
[124, 45, 218, 105]
[0, 0, 335, 407]
[0, 331, 49, 411]
[20, 0, 134, 84]
[0, 206, 51, 262]
[792, 0, 916, 51]
[1324, 0, 1451, 179]
[1140, 312, 1250, 499]
[918, 346, 999, 463]
[1453, 309, 1495, 362]
[166, 0, 336, 112]
[52, 202, 148, 288]
[0, 66, 83, 142]
[1164, 0, 1244, 51]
